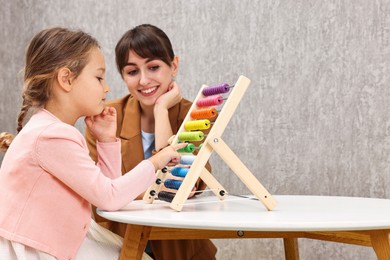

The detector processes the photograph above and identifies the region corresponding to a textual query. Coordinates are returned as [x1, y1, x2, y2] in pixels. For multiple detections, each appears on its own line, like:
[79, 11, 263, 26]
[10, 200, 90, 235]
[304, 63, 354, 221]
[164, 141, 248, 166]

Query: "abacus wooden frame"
[143, 75, 276, 211]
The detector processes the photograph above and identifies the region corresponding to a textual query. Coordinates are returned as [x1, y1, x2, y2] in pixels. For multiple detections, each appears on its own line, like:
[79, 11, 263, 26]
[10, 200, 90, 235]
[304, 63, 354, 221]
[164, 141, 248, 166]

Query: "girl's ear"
[171, 56, 179, 77]
[57, 68, 73, 92]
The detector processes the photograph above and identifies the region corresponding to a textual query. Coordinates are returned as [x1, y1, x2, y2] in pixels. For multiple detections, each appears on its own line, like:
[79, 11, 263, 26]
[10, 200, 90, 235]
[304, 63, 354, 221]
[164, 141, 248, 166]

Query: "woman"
[86, 24, 217, 259]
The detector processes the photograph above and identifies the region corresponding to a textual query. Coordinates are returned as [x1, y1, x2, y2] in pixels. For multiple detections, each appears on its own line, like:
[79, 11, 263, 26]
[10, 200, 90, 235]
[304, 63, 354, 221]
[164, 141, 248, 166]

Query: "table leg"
[283, 238, 300, 260]
[120, 224, 151, 260]
[370, 230, 390, 260]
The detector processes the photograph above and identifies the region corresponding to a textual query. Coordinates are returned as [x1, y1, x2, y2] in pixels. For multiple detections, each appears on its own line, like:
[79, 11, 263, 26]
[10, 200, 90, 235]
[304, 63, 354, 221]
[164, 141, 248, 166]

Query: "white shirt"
[141, 130, 155, 159]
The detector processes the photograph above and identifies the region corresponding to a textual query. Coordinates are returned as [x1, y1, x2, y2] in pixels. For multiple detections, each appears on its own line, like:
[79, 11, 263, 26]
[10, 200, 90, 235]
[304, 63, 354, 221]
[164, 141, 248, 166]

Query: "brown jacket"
[86, 94, 217, 260]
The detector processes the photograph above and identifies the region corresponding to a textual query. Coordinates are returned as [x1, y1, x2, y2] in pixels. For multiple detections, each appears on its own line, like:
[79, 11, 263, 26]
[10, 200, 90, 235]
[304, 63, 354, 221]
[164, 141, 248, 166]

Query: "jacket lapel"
[118, 95, 187, 174]
[119, 97, 145, 174]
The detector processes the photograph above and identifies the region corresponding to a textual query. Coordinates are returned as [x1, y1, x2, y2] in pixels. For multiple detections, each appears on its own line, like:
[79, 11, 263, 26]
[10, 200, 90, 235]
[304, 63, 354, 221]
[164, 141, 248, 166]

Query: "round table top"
[97, 195, 390, 232]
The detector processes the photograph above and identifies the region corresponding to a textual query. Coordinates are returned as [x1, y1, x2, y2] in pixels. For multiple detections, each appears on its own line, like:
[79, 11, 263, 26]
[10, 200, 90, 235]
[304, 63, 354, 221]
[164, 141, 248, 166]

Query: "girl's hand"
[148, 143, 187, 170]
[85, 107, 117, 143]
[151, 142, 198, 199]
[154, 81, 182, 112]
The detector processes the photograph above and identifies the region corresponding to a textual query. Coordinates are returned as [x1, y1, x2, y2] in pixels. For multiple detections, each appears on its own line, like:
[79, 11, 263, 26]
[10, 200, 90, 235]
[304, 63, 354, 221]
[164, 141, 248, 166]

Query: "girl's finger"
[171, 142, 188, 151]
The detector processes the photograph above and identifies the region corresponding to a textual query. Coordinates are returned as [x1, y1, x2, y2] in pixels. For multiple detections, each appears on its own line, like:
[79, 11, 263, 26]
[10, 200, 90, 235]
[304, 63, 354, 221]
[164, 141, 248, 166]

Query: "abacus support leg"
[208, 135, 276, 210]
[200, 168, 227, 200]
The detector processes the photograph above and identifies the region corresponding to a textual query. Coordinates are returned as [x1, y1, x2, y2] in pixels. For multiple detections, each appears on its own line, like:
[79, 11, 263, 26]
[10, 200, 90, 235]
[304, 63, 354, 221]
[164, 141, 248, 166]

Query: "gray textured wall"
[1, 0, 389, 259]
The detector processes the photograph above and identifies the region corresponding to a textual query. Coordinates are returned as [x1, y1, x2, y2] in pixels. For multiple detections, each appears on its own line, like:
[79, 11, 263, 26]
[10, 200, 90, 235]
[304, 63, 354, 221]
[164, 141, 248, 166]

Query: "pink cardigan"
[0, 109, 156, 260]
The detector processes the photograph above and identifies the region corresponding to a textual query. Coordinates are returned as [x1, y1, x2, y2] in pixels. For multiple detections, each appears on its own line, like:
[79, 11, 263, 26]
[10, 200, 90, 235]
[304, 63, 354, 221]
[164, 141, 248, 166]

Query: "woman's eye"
[150, 65, 160, 71]
[127, 69, 138, 76]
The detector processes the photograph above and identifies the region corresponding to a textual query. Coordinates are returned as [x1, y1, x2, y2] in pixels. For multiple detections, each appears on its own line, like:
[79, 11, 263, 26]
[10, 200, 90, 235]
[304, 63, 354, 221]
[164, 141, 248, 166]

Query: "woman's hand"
[154, 81, 182, 112]
[85, 107, 117, 143]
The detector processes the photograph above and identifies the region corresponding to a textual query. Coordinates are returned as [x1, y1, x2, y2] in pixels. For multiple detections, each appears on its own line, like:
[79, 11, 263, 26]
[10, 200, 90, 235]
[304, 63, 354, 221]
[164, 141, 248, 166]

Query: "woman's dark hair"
[115, 24, 175, 76]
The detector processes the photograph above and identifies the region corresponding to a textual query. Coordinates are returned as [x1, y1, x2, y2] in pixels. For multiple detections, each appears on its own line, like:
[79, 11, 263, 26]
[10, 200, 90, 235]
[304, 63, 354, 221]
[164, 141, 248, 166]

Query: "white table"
[97, 195, 390, 259]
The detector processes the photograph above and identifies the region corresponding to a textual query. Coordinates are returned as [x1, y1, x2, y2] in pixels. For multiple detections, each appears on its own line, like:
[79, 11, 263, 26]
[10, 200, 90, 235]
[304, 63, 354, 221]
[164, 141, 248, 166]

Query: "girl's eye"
[97, 77, 103, 82]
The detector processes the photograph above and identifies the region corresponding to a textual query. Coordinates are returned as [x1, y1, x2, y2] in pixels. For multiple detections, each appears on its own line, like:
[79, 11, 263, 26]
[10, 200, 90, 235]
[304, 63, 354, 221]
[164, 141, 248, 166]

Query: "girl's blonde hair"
[0, 27, 99, 152]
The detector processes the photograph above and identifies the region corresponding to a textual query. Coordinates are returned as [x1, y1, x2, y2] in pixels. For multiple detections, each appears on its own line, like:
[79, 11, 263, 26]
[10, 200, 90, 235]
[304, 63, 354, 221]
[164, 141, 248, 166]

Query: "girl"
[86, 24, 217, 260]
[0, 27, 184, 260]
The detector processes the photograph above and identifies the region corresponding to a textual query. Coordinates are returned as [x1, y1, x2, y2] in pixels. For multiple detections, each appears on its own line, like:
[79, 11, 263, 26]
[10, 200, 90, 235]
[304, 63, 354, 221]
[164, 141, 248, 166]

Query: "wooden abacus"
[143, 75, 276, 211]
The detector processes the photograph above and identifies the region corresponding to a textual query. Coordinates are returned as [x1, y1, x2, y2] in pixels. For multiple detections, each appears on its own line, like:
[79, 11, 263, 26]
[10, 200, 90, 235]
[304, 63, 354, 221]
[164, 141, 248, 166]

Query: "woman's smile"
[139, 86, 158, 96]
